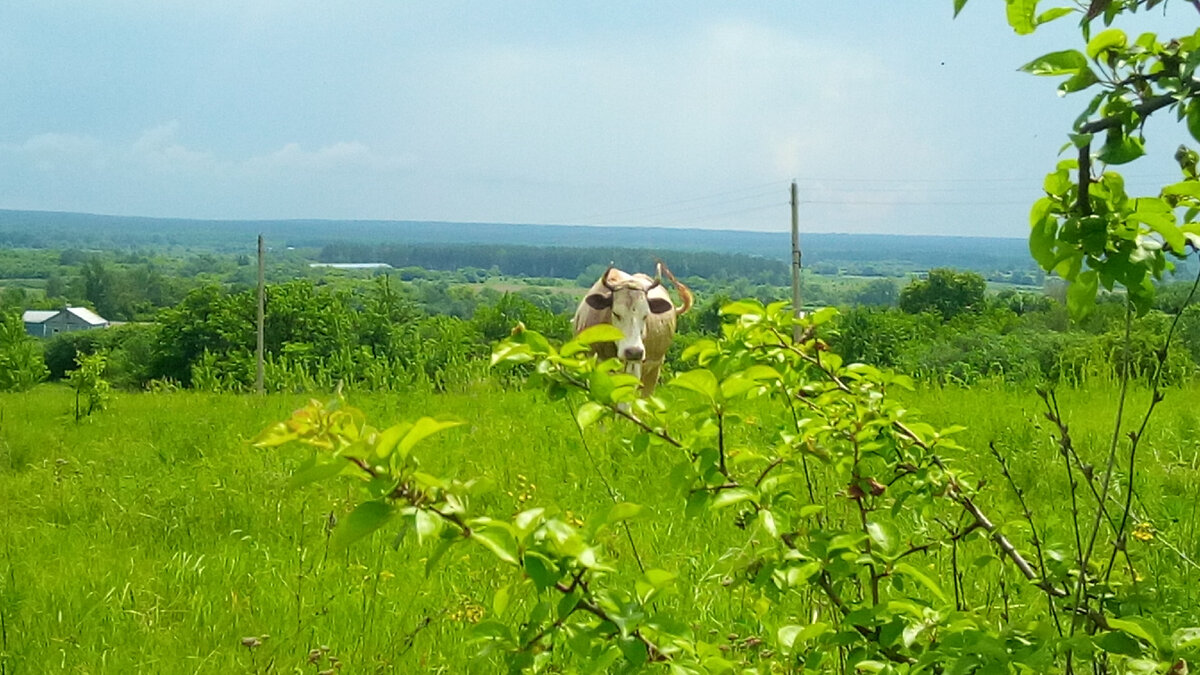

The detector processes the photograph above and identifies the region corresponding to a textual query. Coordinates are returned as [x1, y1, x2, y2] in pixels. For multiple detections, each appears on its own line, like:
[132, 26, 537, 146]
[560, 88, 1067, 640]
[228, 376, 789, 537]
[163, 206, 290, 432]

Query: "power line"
[568, 179, 788, 223]
[633, 201, 787, 228]
[800, 199, 1033, 206]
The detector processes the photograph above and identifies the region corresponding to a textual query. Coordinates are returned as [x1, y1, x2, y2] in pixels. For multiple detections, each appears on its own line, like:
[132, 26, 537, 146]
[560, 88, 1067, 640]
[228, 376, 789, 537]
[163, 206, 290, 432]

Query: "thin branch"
[1103, 262, 1200, 583]
[989, 440, 1065, 634]
[564, 398, 646, 574]
[1076, 82, 1200, 136]
[1072, 302, 1133, 631]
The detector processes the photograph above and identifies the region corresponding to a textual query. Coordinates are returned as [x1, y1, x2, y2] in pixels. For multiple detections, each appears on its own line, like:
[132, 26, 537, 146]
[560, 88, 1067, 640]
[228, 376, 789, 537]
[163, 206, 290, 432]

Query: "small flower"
[1132, 522, 1155, 542]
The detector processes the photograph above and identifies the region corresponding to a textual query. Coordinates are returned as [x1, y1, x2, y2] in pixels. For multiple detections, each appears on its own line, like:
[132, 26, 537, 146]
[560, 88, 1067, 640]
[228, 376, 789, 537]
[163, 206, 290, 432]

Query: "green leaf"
[373, 422, 412, 458]
[867, 520, 900, 556]
[513, 507, 546, 538]
[1172, 627, 1200, 650]
[469, 619, 515, 645]
[1030, 200, 1059, 270]
[1005, 0, 1038, 35]
[493, 585, 510, 616]
[893, 562, 949, 604]
[669, 369, 720, 400]
[588, 369, 615, 402]
[777, 625, 803, 650]
[470, 521, 520, 566]
[617, 635, 648, 666]
[1098, 132, 1145, 165]
[643, 568, 676, 589]
[1067, 269, 1100, 320]
[1059, 67, 1100, 94]
[556, 588, 582, 620]
[1086, 28, 1127, 59]
[1189, 101, 1200, 145]
[1096, 629, 1145, 657]
[1162, 181, 1200, 200]
[1036, 6, 1074, 24]
[710, 487, 757, 510]
[414, 508, 442, 544]
[779, 622, 831, 652]
[1108, 617, 1164, 652]
[575, 401, 606, 428]
[719, 300, 765, 316]
[523, 551, 558, 592]
[606, 502, 645, 524]
[1132, 198, 1185, 252]
[331, 500, 395, 551]
[635, 568, 677, 605]
[574, 324, 624, 345]
[490, 341, 533, 367]
[1019, 49, 1087, 76]
[398, 417, 460, 459]
[719, 372, 763, 399]
[953, 0, 969, 17]
[288, 457, 348, 488]
[424, 536, 457, 576]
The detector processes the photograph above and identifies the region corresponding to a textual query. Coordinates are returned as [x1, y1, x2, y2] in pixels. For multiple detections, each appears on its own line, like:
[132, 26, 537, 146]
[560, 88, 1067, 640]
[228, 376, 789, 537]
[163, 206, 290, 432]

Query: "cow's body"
[572, 262, 693, 395]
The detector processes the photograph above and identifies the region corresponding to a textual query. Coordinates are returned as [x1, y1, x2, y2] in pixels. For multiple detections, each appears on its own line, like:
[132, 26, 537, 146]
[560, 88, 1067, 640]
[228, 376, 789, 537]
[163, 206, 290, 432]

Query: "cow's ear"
[648, 298, 673, 314]
[585, 293, 612, 310]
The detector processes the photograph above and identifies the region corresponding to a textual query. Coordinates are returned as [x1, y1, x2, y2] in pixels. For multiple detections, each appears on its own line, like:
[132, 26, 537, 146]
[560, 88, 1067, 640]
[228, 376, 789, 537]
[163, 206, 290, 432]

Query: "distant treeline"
[1, 209, 1046, 276]
[318, 242, 792, 285]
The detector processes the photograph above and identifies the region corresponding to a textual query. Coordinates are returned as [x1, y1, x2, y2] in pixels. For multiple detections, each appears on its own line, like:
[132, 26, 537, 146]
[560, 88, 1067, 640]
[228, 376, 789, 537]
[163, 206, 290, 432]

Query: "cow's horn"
[646, 277, 662, 291]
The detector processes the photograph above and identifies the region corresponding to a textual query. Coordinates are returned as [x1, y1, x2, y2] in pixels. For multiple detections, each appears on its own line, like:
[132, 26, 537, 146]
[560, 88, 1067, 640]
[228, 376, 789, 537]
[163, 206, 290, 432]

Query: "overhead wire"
[554, 170, 1187, 229]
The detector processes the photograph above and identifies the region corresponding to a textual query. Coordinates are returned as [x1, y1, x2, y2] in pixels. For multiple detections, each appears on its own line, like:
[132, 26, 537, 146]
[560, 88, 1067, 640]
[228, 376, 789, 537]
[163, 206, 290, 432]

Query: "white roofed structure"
[22, 306, 110, 338]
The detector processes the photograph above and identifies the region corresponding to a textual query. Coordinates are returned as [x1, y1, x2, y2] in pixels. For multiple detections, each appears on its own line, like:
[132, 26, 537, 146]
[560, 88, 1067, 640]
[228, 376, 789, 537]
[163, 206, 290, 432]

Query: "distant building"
[309, 262, 394, 270]
[22, 307, 110, 338]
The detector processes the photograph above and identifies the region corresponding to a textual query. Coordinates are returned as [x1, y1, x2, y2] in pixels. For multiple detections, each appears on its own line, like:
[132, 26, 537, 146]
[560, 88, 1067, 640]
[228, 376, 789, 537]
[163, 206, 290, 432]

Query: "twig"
[563, 398, 646, 573]
[1103, 263, 1200, 583]
[989, 440, 1064, 634]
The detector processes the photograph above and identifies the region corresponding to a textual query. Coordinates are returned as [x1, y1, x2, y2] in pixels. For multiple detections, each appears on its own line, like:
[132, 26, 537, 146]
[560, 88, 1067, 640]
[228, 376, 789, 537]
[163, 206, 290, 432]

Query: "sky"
[0, 1, 1194, 237]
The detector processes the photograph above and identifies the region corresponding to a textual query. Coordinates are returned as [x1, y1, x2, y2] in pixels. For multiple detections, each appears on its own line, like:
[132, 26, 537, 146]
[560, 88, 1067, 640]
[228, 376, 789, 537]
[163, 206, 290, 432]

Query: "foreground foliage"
[257, 300, 1199, 673]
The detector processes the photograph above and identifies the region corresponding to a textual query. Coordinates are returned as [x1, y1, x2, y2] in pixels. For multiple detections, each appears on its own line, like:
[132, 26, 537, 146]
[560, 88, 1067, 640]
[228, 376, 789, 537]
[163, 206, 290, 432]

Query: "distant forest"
[0, 209, 1042, 278]
[318, 242, 792, 285]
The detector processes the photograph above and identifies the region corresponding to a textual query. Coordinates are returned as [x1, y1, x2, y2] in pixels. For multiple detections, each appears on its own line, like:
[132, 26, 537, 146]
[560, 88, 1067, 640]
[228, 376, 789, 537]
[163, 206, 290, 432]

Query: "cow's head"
[583, 267, 673, 363]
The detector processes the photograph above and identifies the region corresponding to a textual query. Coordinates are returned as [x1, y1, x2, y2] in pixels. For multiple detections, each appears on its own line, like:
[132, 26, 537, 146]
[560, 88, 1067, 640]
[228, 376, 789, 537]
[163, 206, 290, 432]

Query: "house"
[22, 307, 110, 338]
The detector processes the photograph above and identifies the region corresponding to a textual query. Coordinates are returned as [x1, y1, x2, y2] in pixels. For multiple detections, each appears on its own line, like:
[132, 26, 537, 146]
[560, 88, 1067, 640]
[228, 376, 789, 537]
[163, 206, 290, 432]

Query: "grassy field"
[2, 381, 1199, 673]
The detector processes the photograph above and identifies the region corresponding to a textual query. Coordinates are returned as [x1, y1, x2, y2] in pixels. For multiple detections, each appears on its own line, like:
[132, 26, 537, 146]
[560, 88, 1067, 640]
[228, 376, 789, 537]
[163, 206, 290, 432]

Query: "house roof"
[21, 307, 108, 325]
[65, 306, 108, 325]
[22, 310, 58, 323]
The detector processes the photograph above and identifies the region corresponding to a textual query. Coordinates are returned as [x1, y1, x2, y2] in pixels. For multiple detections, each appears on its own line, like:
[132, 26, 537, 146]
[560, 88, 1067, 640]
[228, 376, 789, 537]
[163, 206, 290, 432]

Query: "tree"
[852, 278, 898, 307]
[898, 268, 986, 319]
[0, 311, 48, 391]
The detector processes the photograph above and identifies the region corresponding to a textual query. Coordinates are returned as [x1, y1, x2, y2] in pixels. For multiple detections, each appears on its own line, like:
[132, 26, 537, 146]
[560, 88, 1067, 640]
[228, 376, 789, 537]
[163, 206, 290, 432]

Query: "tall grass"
[1, 381, 1197, 672]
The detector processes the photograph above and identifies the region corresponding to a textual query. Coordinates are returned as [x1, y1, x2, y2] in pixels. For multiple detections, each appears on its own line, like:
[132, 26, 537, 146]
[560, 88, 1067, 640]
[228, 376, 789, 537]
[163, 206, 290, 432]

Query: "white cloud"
[3, 122, 411, 183]
[240, 141, 415, 176]
[16, 132, 105, 171]
[126, 121, 221, 173]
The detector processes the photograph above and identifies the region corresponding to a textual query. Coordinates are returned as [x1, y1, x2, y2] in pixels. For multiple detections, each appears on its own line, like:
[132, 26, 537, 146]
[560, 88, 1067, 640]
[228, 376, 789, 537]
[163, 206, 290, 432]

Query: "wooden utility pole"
[790, 181, 803, 342]
[255, 234, 265, 395]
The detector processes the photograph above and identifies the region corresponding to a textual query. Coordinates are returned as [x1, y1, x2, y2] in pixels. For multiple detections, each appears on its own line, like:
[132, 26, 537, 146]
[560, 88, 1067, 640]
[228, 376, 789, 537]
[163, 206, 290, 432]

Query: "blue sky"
[0, 2, 1192, 236]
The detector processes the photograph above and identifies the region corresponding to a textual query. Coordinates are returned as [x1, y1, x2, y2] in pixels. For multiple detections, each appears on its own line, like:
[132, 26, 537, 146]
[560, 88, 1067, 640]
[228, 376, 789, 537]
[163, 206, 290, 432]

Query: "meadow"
[3, 379, 1198, 673]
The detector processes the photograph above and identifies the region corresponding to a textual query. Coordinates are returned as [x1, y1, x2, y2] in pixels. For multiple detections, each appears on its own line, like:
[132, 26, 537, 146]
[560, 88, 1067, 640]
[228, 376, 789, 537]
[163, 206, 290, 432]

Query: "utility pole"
[256, 234, 265, 395]
[790, 181, 803, 342]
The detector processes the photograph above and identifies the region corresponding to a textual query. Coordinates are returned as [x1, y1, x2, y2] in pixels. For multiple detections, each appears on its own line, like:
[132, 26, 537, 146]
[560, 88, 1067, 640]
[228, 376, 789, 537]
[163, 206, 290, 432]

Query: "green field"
[3, 381, 1198, 673]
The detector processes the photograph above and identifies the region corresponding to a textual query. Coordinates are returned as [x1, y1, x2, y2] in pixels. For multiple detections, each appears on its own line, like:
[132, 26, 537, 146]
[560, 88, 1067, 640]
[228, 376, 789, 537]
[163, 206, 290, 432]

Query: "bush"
[0, 311, 48, 392]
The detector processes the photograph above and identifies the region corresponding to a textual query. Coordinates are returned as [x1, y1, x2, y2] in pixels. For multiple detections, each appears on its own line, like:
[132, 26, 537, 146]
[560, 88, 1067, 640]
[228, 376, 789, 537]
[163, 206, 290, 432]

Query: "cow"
[572, 261, 693, 396]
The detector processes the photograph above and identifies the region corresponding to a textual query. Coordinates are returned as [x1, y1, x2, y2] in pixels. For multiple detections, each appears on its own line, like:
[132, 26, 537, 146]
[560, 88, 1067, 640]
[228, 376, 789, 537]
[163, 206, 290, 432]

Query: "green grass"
[2, 381, 1199, 673]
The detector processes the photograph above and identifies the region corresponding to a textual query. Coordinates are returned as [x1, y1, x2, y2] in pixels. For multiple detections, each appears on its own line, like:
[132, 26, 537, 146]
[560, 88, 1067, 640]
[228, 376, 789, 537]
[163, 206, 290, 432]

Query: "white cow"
[572, 261, 693, 395]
